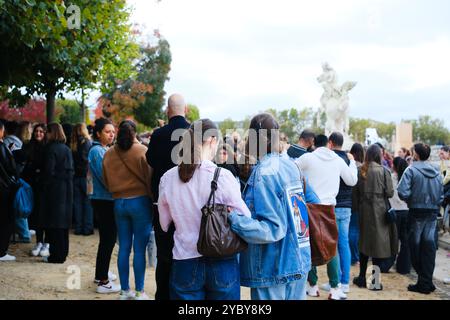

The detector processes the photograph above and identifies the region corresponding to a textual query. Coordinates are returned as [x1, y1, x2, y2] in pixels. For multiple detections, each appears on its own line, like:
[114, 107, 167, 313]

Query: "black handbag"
[383, 168, 396, 224]
[197, 167, 248, 258]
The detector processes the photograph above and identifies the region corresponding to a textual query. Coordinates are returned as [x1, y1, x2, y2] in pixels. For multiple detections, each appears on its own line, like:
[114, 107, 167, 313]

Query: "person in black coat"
[70, 123, 93, 236]
[21, 123, 49, 257]
[40, 123, 74, 264]
[0, 120, 19, 261]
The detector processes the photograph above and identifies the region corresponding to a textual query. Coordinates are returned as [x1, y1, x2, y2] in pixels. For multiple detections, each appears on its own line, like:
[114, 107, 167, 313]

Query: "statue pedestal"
[342, 134, 354, 151]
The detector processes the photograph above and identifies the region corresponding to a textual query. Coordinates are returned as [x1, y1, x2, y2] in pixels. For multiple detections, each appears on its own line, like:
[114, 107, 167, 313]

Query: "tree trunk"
[80, 88, 86, 123]
[46, 89, 56, 124]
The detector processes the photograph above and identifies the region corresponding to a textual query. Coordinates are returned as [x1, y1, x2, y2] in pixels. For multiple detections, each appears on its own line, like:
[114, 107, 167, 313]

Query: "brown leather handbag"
[197, 167, 248, 258]
[299, 174, 338, 266]
[306, 203, 338, 266]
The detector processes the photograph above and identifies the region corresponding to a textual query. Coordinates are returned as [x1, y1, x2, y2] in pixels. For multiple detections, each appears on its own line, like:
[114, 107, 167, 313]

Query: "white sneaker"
[119, 290, 135, 300]
[0, 254, 16, 262]
[341, 284, 350, 294]
[31, 242, 43, 257]
[39, 243, 50, 257]
[94, 271, 118, 284]
[29, 230, 36, 236]
[320, 283, 332, 292]
[306, 284, 320, 297]
[134, 291, 150, 300]
[329, 288, 347, 300]
[96, 281, 121, 294]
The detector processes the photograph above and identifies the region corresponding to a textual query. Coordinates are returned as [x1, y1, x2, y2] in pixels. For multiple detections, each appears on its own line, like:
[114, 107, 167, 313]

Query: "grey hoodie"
[398, 161, 444, 210]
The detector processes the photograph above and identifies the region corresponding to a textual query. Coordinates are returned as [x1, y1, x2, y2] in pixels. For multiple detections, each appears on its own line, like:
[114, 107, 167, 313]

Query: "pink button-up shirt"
[158, 160, 251, 260]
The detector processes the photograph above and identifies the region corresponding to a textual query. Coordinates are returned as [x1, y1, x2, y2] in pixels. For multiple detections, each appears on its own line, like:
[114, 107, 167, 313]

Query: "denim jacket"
[88, 142, 113, 201]
[228, 153, 320, 288]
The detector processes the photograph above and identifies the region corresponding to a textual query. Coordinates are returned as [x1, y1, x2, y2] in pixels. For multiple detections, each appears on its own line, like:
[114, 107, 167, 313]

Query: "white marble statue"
[317, 63, 357, 136]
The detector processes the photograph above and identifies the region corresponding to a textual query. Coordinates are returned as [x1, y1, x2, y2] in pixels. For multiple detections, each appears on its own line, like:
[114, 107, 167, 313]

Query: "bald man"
[146, 93, 190, 300]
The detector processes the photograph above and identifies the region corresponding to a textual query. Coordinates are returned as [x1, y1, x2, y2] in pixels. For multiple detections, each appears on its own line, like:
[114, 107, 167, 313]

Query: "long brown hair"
[46, 123, 67, 144]
[70, 123, 91, 152]
[361, 144, 382, 179]
[178, 119, 219, 183]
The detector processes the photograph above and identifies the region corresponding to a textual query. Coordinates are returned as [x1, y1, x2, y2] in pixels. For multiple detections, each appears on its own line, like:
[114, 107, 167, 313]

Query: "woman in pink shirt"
[158, 119, 250, 300]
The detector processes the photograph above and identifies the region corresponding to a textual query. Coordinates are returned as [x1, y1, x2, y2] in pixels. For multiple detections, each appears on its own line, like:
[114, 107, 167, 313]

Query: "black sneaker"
[407, 284, 431, 294]
[353, 276, 366, 288]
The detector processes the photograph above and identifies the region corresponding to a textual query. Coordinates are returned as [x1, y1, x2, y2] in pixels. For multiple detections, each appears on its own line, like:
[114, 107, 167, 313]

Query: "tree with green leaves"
[56, 99, 82, 124]
[219, 118, 237, 137]
[349, 118, 395, 143]
[186, 104, 200, 123]
[408, 116, 450, 145]
[0, 0, 138, 123]
[263, 107, 319, 142]
[99, 38, 172, 128]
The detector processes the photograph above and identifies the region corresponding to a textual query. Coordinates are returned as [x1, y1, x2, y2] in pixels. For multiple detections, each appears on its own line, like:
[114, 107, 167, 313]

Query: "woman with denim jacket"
[228, 113, 320, 300]
[158, 119, 251, 300]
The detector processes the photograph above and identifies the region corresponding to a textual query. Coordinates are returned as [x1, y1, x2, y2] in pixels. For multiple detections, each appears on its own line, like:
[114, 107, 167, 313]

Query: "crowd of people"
[0, 93, 449, 300]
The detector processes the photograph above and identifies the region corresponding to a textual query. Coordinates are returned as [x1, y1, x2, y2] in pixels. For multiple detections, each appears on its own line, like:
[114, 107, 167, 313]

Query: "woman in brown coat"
[353, 144, 398, 291]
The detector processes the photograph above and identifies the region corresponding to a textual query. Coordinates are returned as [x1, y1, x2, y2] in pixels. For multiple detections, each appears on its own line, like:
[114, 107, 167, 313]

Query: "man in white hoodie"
[296, 134, 358, 300]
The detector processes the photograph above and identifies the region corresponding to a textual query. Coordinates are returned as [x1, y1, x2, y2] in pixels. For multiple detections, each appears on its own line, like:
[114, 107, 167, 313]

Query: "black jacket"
[146, 116, 190, 200]
[287, 144, 308, 159]
[21, 141, 46, 186]
[72, 139, 92, 178]
[0, 141, 18, 192]
[0, 141, 19, 221]
[334, 150, 353, 208]
[40, 142, 74, 229]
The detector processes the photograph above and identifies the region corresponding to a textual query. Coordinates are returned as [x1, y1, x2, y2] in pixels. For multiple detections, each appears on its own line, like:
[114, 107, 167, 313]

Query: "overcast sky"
[126, 0, 450, 127]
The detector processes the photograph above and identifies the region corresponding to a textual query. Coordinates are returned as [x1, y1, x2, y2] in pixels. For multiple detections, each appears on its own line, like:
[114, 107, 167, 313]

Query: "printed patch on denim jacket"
[286, 185, 310, 248]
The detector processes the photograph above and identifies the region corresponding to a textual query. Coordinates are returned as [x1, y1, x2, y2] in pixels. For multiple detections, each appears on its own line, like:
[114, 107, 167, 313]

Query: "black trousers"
[28, 186, 46, 244]
[395, 210, 411, 274]
[0, 190, 14, 257]
[92, 200, 117, 281]
[153, 206, 175, 300]
[46, 228, 69, 264]
[408, 211, 437, 290]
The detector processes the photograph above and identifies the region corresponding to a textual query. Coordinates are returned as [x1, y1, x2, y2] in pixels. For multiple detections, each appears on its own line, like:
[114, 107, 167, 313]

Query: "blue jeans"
[251, 277, 308, 300]
[349, 211, 360, 264]
[170, 256, 240, 300]
[335, 208, 352, 285]
[114, 196, 152, 292]
[73, 177, 94, 233]
[15, 217, 30, 241]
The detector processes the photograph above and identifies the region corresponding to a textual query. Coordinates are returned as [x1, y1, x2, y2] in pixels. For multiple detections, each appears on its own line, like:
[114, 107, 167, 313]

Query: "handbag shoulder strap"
[382, 167, 391, 209]
[207, 167, 221, 207]
[114, 146, 148, 187]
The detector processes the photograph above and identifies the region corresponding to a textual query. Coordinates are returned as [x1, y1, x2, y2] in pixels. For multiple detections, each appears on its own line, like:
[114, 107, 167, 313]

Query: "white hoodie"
[296, 147, 358, 206]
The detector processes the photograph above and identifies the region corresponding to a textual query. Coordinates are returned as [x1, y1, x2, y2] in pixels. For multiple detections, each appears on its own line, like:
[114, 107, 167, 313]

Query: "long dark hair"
[178, 119, 219, 183]
[93, 118, 113, 142]
[350, 143, 364, 163]
[247, 113, 280, 160]
[29, 123, 47, 146]
[361, 144, 382, 179]
[116, 120, 137, 151]
[393, 157, 408, 181]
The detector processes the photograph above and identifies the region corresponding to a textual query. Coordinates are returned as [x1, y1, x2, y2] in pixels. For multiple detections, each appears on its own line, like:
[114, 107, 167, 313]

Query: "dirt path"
[0, 233, 448, 300]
